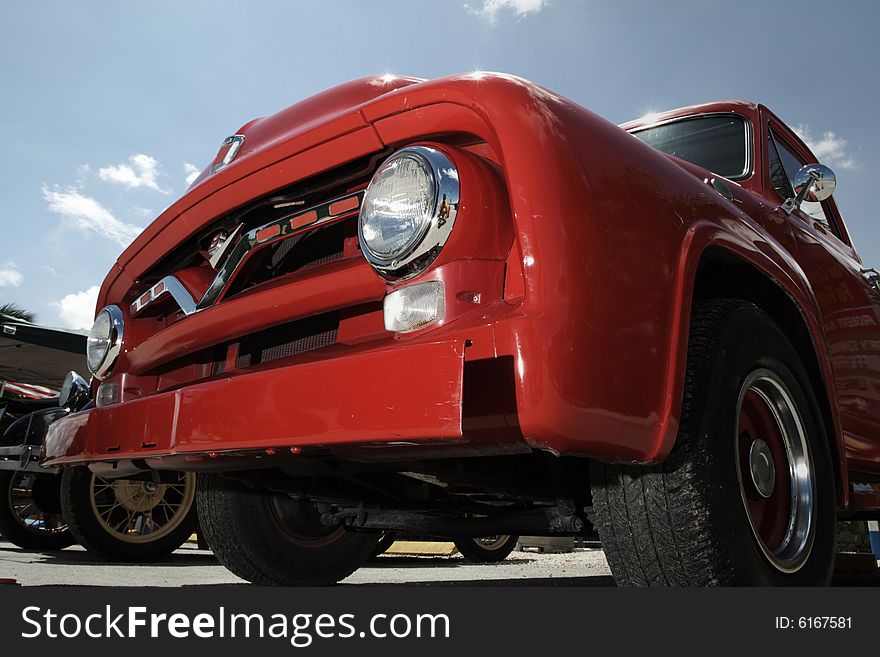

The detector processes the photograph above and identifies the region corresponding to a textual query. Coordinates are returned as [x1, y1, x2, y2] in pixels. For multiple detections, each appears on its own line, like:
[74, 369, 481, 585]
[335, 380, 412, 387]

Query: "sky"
[1, 0, 878, 330]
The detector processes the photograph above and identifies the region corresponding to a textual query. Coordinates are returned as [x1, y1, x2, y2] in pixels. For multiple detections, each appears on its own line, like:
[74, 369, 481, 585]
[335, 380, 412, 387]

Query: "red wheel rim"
[737, 388, 792, 551]
[735, 370, 815, 573]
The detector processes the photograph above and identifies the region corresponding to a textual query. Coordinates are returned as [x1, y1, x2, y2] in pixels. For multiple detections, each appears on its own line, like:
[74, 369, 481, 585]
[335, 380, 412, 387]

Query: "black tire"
[591, 299, 836, 586]
[373, 531, 397, 557]
[0, 470, 74, 550]
[454, 535, 519, 562]
[60, 466, 198, 561]
[197, 473, 379, 586]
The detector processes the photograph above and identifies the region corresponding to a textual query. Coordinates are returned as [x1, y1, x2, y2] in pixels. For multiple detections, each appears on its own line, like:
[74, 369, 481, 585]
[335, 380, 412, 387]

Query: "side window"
[768, 130, 833, 231]
[767, 134, 793, 199]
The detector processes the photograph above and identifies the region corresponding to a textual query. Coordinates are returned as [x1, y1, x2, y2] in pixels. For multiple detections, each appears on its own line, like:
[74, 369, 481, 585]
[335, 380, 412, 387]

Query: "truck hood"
[187, 74, 426, 190]
[113, 74, 424, 275]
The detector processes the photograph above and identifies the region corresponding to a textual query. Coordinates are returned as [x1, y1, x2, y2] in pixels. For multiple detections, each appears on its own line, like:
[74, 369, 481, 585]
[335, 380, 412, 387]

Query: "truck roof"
[619, 100, 760, 132]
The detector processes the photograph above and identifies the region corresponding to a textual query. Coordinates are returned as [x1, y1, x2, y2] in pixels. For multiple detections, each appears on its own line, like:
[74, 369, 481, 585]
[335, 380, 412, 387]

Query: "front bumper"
[0, 445, 55, 474]
[43, 339, 485, 469]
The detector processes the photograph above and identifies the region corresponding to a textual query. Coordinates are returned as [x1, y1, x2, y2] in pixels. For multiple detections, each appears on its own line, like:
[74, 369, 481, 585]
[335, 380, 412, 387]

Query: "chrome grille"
[226, 220, 349, 298]
[198, 191, 363, 309]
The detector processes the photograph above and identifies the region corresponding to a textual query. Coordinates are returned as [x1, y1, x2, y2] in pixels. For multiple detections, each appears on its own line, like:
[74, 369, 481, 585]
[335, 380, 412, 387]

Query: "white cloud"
[466, 0, 548, 24]
[793, 124, 858, 170]
[73, 164, 91, 188]
[98, 153, 168, 192]
[42, 185, 143, 247]
[0, 263, 23, 287]
[53, 285, 99, 330]
[183, 162, 201, 186]
[133, 206, 154, 218]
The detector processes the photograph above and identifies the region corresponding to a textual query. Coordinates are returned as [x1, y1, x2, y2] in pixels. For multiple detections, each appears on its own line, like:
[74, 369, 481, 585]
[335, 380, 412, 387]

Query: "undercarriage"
[189, 452, 594, 539]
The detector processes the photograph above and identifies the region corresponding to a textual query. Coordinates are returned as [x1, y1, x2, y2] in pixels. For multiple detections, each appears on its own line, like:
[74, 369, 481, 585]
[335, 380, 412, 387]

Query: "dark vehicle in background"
[0, 314, 196, 558]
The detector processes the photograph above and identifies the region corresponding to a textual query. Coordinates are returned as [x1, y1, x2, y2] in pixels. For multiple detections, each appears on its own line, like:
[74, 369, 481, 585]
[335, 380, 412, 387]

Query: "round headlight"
[87, 305, 124, 379]
[59, 370, 90, 410]
[359, 146, 459, 278]
[361, 153, 434, 259]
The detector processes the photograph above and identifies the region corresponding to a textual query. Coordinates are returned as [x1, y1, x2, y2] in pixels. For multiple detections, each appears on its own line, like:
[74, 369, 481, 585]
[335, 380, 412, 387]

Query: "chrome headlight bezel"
[58, 370, 90, 410]
[358, 145, 460, 279]
[87, 305, 124, 380]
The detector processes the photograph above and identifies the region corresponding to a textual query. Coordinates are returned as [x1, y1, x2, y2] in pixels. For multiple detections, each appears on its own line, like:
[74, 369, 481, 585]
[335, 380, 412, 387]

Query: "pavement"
[0, 539, 615, 587]
[1, 539, 877, 586]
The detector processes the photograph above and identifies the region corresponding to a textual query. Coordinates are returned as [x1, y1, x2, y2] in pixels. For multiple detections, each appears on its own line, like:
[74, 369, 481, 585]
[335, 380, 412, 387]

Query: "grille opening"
[154, 312, 340, 390]
[233, 311, 340, 370]
[225, 219, 350, 299]
[153, 303, 386, 393]
[141, 151, 390, 284]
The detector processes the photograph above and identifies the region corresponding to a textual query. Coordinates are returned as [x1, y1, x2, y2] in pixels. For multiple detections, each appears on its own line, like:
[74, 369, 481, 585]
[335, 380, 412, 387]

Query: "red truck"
[43, 72, 880, 586]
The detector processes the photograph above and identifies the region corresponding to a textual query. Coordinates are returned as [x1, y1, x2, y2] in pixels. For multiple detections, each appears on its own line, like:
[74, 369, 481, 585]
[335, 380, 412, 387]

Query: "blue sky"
[1, 0, 877, 329]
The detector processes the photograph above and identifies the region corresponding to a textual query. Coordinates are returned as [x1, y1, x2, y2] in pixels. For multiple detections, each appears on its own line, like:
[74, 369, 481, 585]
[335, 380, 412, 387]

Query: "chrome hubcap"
[748, 438, 776, 499]
[474, 535, 511, 550]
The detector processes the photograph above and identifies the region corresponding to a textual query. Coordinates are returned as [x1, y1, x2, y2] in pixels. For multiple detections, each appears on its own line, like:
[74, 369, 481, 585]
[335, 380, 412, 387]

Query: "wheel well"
[692, 246, 843, 503]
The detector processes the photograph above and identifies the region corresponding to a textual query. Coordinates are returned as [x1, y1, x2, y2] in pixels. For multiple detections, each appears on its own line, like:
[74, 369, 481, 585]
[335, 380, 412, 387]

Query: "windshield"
[630, 114, 750, 180]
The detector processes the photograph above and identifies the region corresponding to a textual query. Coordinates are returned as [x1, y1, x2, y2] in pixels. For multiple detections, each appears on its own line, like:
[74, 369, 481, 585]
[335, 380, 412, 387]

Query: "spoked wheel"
[61, 467, 197, 560]
[736, 371, 815, 572]
[198, 473, 379, 586]
[454, 535, 519, 562]
[0, 470, 74, 550]
[591, 300, 836, 586]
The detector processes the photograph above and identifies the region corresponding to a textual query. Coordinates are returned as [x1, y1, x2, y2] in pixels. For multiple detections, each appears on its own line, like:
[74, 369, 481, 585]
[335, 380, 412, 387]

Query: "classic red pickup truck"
[43, 72, 880, 586]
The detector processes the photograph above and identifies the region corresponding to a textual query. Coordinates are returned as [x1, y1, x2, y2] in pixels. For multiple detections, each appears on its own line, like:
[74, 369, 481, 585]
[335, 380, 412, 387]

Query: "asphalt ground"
[0, 539, 616, 587]
[2, 538, 878, 586]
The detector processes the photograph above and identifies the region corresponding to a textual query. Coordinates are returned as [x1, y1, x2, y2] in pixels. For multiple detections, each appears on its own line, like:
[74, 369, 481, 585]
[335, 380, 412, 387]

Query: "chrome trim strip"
[130, 275, 198, 317]
[208, 223, 244, 269]
[196, 190, 364, 310]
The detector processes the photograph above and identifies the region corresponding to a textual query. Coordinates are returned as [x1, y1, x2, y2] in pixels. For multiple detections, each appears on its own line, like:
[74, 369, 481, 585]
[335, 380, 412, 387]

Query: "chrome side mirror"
[781, 163, 836, 214]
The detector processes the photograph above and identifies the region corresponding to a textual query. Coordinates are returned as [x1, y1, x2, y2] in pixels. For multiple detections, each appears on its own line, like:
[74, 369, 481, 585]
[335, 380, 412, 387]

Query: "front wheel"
[454, 535, 519, 562]
[60, 467, 197, 560]
[591, 300, 837, 586]
[0, 470, 74, 550]
[197, 473, 379, 586]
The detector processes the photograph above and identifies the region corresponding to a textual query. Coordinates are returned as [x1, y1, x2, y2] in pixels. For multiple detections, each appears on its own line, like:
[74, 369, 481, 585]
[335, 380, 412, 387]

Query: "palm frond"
[0, 302, 36, 323]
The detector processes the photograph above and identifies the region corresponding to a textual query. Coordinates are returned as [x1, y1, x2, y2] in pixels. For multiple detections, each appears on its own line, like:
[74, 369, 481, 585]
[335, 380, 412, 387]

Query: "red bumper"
[43, 340, 469, 467]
